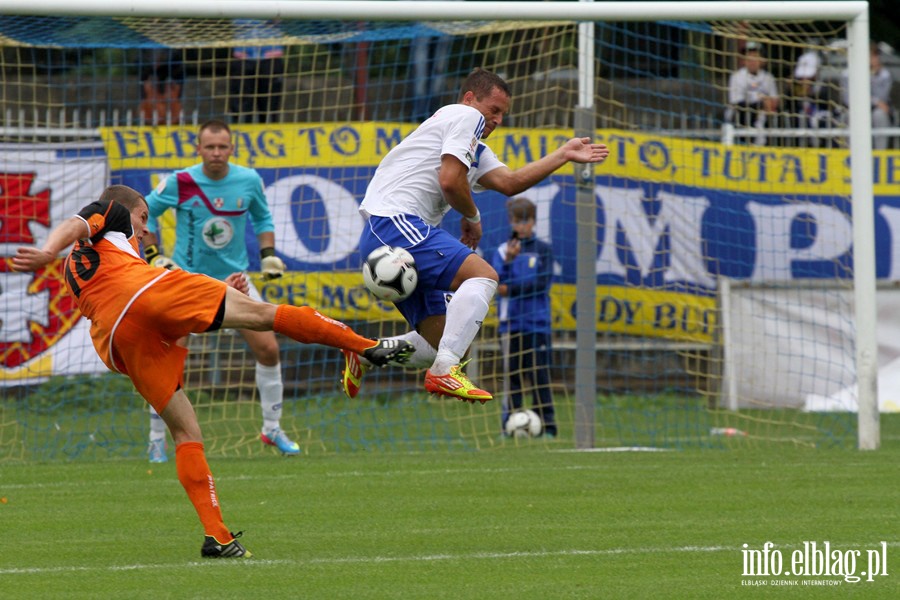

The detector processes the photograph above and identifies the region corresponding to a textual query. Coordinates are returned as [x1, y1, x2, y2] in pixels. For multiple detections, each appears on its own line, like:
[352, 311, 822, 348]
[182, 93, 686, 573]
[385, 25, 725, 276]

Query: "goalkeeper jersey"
[146, 163, 274, 280]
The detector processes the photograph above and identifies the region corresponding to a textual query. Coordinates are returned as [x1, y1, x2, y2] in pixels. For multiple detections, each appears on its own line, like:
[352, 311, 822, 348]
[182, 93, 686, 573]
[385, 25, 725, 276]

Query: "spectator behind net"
[726, 41, 780, 145]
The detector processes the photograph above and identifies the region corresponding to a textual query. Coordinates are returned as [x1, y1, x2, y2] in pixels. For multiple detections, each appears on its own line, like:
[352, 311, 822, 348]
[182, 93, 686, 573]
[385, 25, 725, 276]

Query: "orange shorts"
[105, 269, 228, 413]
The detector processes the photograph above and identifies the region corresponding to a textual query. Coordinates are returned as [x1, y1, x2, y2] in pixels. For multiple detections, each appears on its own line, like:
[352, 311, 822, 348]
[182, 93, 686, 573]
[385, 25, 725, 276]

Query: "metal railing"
[2, 106, 899, 150]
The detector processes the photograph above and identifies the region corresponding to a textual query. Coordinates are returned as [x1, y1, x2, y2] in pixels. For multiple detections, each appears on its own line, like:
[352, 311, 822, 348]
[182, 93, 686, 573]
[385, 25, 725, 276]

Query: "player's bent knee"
[250, 338, 280, 364]
[461, 254, 498, 280]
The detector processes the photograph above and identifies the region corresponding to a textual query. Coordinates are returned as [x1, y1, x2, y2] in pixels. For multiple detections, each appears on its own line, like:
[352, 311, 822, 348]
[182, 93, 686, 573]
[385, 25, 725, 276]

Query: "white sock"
[431, 277, 497, 375]
[256, 362, 284, 432]
[359, 330, 437, 370]
[149, 406, 167, 442]
[397, 330, 439, 369]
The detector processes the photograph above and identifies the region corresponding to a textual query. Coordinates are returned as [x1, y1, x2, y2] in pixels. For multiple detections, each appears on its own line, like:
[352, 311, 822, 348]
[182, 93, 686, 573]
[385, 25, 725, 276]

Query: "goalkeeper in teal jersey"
[146, 159, 274, 280]
[142, 119, 299, 461]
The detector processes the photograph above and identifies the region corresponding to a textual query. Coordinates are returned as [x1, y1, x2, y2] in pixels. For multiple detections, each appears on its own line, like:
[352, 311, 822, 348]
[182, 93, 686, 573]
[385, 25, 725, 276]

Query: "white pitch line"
[0, 546, 731, 576]
[0, 463, 623, 490]
[0, 454, 870, 492]
[10, 541, 900, 575]
[6, 542, 900, 576]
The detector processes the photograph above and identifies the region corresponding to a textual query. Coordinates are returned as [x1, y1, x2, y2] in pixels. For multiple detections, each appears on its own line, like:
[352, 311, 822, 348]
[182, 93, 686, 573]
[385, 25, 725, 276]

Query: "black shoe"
[362, 339, 414, 367]
[201, 531, 252, 558]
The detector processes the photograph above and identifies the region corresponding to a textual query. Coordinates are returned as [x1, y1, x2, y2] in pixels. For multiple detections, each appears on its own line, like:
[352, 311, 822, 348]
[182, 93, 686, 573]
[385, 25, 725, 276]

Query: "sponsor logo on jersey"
[202, 217, 235, 249]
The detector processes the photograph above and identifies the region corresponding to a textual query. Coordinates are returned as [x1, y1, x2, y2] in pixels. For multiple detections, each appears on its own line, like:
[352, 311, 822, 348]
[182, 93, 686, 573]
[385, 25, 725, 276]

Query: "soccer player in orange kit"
[12, 184, 411, 558]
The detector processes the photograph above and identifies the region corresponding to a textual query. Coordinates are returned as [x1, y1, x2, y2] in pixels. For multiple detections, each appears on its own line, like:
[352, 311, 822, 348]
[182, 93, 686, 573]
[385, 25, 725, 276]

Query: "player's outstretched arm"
[560, 136, 610, 164]
[478, 137, 610, 197]
[10, 217, 86, 273]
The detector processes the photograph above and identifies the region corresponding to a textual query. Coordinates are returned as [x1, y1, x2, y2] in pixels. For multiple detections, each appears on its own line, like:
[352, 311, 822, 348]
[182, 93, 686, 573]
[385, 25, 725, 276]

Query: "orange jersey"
[64, 200, 226, 411]
[64, 200, 169, 370]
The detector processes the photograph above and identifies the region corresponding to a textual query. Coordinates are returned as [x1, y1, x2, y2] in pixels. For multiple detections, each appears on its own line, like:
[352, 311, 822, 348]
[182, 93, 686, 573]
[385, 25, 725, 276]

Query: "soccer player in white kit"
[342, 69, 610, 402]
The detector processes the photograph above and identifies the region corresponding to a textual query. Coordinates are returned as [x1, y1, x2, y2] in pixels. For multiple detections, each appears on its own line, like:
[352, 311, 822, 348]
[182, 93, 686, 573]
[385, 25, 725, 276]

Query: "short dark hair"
[99, 185, 147, 212]
[507, 197, 536, 221]
[458, 68, 511, 102]
[198, 119, 232, 139]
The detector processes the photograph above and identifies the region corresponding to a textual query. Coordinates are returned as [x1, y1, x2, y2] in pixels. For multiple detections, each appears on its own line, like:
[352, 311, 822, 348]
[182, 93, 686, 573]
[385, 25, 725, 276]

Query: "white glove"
[151, 255, 179, 270]
[144, 244, 179, 270]
[260, 250, 286, 280]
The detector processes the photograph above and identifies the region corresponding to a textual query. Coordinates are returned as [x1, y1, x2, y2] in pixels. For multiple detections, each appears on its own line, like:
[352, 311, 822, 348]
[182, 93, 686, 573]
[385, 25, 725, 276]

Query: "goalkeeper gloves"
[143, 244, 179, 270]
[260, 247, 286, 280]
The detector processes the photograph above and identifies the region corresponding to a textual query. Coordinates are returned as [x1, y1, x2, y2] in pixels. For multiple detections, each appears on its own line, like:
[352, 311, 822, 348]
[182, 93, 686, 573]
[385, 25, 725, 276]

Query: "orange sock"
[175, 441, 232, 542]
[273, 304, 376, 354]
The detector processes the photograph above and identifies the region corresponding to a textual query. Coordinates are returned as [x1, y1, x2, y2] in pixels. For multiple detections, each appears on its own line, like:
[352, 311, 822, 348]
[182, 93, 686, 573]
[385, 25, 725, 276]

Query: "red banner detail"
[0, 172, 52, 244]
[0, 258, 80, 369]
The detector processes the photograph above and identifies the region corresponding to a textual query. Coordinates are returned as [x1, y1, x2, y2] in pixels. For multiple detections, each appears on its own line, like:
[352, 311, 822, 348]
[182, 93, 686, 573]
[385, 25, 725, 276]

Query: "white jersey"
[361, 103, 506, 226]
[728, 67, 778, 105]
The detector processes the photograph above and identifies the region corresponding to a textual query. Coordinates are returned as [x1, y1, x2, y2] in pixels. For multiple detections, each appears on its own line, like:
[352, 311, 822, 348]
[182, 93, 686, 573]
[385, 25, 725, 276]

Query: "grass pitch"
[3, 443, 900, 599]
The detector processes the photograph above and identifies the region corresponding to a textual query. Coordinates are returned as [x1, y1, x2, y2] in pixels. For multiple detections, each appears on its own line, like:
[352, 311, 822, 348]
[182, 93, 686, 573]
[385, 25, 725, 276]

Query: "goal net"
[0, 2, 878, 460]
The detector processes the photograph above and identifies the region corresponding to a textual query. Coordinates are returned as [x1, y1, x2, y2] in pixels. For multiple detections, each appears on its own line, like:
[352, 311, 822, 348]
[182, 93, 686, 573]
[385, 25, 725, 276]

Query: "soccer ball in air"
[362, 245, 418, 302]
[504, 409, 543, 438]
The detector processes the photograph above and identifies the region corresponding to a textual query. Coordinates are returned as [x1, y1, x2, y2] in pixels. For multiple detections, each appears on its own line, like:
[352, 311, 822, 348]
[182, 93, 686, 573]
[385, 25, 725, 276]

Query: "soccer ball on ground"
[504, 409, 543, 438]
[362, 245, 418, 302]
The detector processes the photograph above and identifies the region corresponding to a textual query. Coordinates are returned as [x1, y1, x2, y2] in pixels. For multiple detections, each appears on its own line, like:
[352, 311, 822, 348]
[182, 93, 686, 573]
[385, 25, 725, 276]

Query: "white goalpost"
[0, 0, 870, 21]
[0, 1, 879, 457]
